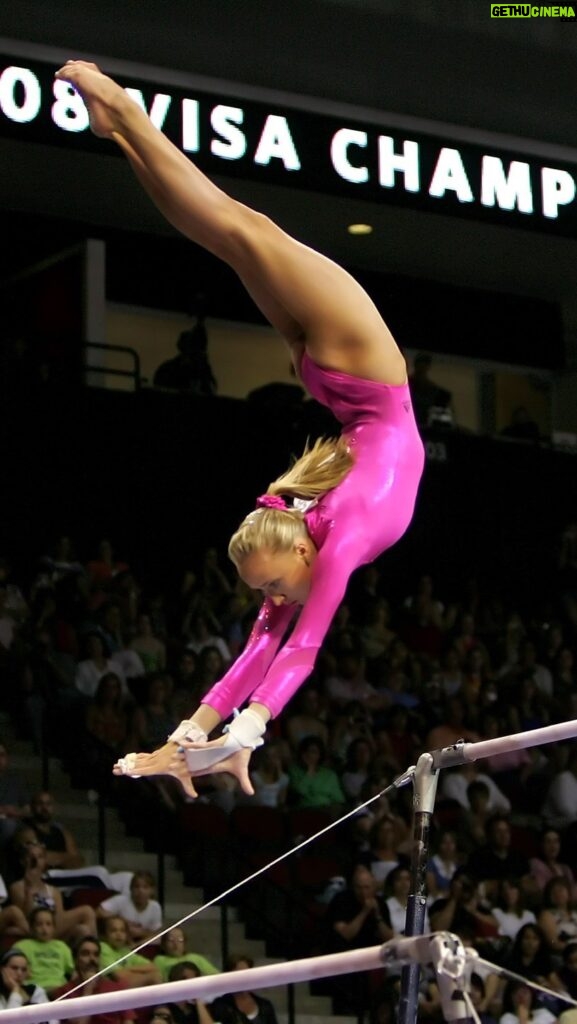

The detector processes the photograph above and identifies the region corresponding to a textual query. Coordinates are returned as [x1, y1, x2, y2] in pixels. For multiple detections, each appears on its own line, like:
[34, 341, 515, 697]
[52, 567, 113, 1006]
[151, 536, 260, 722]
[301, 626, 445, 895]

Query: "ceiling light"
[347, 223, 373, 235]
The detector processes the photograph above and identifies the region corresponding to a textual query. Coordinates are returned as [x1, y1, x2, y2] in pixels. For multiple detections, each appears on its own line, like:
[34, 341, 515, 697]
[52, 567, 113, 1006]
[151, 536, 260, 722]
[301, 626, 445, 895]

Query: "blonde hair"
[228, 436, 353, 568]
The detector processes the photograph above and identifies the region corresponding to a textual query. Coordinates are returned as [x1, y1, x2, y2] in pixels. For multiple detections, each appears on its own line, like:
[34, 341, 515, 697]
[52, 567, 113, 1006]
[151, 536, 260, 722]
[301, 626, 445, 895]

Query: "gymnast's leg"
[55, 62, 406, 386]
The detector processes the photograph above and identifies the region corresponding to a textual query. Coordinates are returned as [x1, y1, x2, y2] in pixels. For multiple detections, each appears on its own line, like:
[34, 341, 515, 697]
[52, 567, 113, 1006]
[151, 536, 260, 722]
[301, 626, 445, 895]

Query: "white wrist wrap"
[224, 709, 267, 749]
[181, 709, 266, 772]
[168, 720, 208, 744]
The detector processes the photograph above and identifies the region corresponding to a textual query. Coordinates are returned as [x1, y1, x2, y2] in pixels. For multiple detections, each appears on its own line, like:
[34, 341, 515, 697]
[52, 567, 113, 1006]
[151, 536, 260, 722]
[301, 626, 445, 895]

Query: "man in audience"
[24, 791, 84, 869]
[52, 935, 135, 1024]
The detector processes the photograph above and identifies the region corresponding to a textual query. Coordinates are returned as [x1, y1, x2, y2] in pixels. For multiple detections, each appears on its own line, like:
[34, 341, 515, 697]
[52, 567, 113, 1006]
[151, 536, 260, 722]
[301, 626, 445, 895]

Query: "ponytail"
[228, 436, 354, 568]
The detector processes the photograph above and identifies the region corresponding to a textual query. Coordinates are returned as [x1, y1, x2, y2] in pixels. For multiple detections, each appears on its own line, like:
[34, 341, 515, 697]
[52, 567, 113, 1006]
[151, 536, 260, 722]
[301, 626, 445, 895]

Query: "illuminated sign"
[2, 55, 577, 236]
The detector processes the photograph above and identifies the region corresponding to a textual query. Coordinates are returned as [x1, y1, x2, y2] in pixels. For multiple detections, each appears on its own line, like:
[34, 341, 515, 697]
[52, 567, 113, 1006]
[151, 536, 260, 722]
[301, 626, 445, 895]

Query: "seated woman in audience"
[99, 914, 162, 987]
[287, 736, 345, 812]
[360, 816, 407, 893]
[558, 941, 577, 1001]
[503, 924, 563, 993]
[8, 835, 96, 942]
[167, 961, 215, 1024]
[499, 980, 556, 1024]
[75, 631, 130, 700]
[359, 598, 396, 667]
[153, 926, 219, 982]
[250, 742, 289, 808]
[98, 870, 163, 943]
[130, 613, 166, 673]
[127, 674, 176, 753]
[14, 907, 74, 996]
[538, 877, 577, 957]
[425, 830, 459, 902]
[530, 830, 577, 899]
[86, 672, 129, 759]
[210, 954, 279, 1024]
[492, 877, 536, 944]
[284, 686, 329, 751]
[0, 947, 51, 1010]
[385, 866, 424, 936]
[340, 736, 376, 802]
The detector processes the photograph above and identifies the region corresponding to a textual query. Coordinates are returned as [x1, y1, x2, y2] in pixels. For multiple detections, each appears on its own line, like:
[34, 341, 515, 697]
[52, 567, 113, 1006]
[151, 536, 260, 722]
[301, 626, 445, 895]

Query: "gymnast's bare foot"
[54, 60, 130, 138]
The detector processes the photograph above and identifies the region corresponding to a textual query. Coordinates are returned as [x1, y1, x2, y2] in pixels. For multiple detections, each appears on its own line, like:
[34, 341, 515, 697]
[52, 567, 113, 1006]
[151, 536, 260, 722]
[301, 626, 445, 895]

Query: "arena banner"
[2, 47, 577, 237]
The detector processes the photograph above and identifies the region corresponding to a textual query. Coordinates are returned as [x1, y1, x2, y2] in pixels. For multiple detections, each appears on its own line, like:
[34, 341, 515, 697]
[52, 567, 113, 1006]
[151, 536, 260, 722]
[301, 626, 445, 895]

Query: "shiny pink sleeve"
[200, 599, 297, 719]
[250, 530, 358, 718]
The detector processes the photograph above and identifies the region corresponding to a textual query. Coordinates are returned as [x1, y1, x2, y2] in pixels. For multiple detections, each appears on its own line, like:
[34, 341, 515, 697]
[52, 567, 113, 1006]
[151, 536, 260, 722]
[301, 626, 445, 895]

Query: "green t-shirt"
[288, 764, 345, 808]
[15, 938, 74, 990]
[152, 953, 219, 982]
[100, 942, 152, 972]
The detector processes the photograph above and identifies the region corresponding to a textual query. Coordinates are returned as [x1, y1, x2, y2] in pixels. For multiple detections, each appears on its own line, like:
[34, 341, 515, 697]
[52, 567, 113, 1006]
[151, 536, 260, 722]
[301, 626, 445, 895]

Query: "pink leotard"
[202, 352, 425, 720]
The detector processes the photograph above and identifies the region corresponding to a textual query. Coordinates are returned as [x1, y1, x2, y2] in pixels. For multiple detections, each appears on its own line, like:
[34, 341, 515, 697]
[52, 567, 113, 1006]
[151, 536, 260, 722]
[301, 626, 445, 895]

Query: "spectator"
[152, 926, 219, 982]
[284, 687, 328, 751]
[127, 675, 176, 754]
[500, 982, 556, 1024]
[469, 973, 499, 1024]
[385, 866, 421, 936]
[167, 962, 215, 1024]
[287, 736, 345, 811]
[249, 743, 289, 808]
[153, 317, 216, 397]
[15, 907, 74, 995]
[429, 868, 497, 946]
[558, 941, 577, 1001]
[440, 763, 511, 814]
[542, 745, 577, 832]
[503, 924, 562, 992]
[52, 934, 136, 1024]
[360, 816, 406, 892]
[210, 954, 278, 1024]
[492, 877, 536, 943]
[185, 614, 230, 665]
[9, 837, 96, 942]
[464, 779, 492, 849]
[340, 737, 375, 802]
[130, 614, 166, 673]
[408, 352, 452, 430]
[537, 877, 577, 956]
[529, 830, 577, 899]
[500, 406, 540, 443]
[425, 830, 459, 902]
[98, 914, 161, 987]
[24, 791, 84, 869]
[98, 870, 163, 943]
[359, 599, 396, 665]
[75, 633, 129, 701]
[466, 815, 533, 903]
[425, 695, 480, 750]
[0, 947, 51, 1010]
[325, 652, 388, 713]
[325, 864, 393, 952]
[85, 673, 130, 765]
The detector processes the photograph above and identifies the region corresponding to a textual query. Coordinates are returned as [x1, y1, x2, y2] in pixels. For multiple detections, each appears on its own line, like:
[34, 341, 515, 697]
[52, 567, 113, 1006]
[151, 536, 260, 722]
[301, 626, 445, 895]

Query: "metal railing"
[84, 342, 142, 390]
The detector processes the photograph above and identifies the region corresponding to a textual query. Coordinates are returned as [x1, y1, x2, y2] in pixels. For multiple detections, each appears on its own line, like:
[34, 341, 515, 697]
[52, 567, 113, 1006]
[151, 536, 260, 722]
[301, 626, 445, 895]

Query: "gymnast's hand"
[113, 742, 254, 799]
[54, 60, 130, 138]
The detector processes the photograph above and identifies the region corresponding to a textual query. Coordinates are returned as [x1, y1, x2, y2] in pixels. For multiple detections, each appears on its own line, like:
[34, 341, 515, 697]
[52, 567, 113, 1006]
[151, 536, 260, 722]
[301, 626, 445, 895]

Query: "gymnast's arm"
[198, 599, 298, 721]
[249, 529, 362, 718]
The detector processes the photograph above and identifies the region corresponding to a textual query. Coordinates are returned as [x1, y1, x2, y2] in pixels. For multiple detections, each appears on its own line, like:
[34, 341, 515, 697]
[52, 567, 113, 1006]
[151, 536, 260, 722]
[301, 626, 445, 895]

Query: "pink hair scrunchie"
[256, 494, 287, 510]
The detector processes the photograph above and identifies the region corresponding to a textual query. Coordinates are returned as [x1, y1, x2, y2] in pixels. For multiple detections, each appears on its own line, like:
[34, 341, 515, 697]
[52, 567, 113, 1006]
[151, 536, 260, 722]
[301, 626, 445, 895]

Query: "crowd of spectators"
[0, 520, 576, 1023]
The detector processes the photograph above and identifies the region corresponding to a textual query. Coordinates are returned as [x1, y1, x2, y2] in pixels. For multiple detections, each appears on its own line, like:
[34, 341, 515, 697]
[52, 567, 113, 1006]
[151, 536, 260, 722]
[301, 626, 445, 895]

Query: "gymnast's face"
[240, 541, 317, 606]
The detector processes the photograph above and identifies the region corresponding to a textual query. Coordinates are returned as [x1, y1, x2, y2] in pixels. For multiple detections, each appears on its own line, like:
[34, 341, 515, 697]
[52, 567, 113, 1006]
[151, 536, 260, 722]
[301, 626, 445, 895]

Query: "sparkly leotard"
[202, 352, 425, 720]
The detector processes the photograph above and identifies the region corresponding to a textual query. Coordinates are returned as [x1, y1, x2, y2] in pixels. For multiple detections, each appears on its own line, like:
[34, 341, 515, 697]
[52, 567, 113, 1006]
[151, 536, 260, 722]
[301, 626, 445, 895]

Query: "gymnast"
[55, 60, 425, 798]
